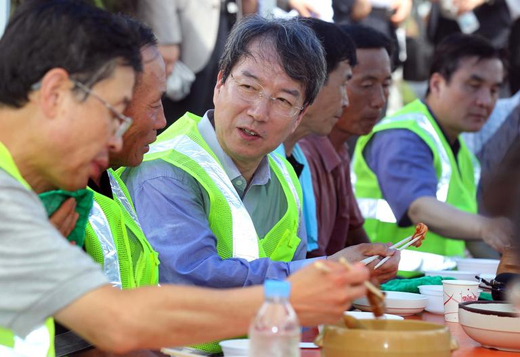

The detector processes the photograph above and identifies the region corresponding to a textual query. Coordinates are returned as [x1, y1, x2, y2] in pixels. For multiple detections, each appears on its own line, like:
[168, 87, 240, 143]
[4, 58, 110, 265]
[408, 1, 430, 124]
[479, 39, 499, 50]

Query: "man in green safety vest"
[352, 33, 513, 270]
[83, 18, 165, 292]
[0, 3, 370, 356]
[122, 16, 395, 293]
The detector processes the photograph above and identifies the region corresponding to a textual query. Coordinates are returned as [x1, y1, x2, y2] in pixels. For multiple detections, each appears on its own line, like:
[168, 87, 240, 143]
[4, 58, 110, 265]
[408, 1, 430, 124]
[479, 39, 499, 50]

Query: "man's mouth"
[239, 127, 261, 137]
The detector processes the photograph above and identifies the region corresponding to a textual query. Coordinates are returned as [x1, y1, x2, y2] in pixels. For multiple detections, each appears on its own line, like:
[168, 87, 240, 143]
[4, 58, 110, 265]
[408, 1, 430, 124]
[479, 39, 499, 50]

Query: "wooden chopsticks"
[314, 259, 385, 301]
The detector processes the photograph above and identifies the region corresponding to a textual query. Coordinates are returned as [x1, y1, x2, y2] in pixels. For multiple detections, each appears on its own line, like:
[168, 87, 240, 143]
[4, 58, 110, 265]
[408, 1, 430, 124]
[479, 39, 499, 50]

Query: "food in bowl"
[459, 301, 520, 352]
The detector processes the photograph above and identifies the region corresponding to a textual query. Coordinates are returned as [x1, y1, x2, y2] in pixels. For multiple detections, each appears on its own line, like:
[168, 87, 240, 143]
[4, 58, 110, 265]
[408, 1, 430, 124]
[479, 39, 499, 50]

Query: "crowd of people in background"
[1, 0, 519, 356]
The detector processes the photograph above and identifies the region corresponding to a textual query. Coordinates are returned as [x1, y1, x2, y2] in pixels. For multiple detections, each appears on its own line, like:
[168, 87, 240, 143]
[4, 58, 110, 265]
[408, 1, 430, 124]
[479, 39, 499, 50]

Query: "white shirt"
[0, 1, 9, 39]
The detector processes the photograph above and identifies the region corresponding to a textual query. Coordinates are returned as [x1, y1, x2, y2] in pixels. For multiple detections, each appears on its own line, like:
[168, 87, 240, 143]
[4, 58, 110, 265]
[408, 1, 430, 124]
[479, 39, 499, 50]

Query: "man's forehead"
[454, 56, 503, 78]
[139, 46, 166, 92]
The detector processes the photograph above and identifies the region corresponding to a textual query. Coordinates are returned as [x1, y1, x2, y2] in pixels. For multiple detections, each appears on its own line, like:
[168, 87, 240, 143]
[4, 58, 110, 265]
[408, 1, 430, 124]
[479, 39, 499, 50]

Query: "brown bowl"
[316, 319, 456, 357]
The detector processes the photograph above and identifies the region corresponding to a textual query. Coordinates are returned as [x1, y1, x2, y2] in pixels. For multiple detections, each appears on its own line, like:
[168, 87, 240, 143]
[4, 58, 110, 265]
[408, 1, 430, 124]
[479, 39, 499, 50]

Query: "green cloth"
[382, 276, 493, 301]
[382, 276, 455, 293]
[39, 189, 94, 247]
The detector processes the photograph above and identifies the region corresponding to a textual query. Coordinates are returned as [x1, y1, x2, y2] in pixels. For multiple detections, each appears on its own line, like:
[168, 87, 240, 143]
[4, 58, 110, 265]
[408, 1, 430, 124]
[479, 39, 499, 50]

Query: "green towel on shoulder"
[382, 276, 455, 293]
[39, 189, 94, 247]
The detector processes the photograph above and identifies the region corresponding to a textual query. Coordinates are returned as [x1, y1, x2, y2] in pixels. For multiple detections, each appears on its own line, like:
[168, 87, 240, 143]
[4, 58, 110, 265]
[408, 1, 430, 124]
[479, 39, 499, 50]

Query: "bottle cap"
[264, 280, 291, 298]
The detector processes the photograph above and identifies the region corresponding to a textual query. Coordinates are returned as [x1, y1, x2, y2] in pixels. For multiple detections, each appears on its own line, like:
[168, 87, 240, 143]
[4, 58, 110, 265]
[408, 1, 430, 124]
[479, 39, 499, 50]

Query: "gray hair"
[218, 15, 326, 108]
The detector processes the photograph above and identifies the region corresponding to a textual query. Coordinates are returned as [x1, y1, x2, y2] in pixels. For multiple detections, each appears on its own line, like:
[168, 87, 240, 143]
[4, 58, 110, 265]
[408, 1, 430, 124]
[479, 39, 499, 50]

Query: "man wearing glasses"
[122, 16, 322, 295]
[122, 16, 376, 297]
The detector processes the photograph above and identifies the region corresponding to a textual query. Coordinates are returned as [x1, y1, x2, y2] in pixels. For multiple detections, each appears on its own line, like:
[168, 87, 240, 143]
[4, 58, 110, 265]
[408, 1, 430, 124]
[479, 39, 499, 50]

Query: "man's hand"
[391, 0, 412, 24]
[158, 44, 180, 78]
[50, 197, 79, 238]
[328, 243, 400, 284]
[288, 0, 320, 17]
[479, 216, 514, 253]
[351, 0, 372, 21]
[288, 260, 369, 326]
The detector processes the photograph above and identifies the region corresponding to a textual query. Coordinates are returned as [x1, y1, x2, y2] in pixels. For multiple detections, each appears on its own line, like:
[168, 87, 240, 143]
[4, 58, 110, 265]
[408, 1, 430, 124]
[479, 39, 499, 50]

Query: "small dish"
[425, 270, 479, 281]
[456, 258, 499, 276]
[353, 291, 428, 316]
[345, 311, 404, 320]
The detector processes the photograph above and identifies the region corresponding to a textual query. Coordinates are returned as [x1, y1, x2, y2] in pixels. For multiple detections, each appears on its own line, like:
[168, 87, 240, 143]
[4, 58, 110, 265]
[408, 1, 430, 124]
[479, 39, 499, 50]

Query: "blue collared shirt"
[122, 111, 316, 288]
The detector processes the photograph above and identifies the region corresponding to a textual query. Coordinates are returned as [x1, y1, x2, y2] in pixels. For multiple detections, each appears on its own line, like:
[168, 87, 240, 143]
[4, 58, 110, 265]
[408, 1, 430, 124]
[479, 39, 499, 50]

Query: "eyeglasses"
[69, 79, 133, 138]
[229, 74, 304, 118]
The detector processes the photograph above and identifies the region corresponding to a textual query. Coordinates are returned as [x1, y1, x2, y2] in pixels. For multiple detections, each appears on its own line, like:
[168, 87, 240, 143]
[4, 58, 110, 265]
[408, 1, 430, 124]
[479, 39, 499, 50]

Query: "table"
[301, 312, 519, 356]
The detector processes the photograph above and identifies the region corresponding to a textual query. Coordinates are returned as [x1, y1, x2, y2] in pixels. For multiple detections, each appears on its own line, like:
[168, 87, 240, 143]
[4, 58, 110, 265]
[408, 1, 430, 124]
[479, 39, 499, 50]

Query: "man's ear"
[428, 72, 445, 98]
[290, 105, 309, 133]
[37, 68, 73, 119]
[213, 70, 225, 105]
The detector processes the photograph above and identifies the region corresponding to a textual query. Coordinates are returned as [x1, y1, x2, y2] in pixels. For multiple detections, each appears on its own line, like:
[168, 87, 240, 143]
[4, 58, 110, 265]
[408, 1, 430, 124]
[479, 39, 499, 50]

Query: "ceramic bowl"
[459, 301, 520, 352]
[424, 270, 479, 281]
[317, 320, 456, 357]
[418, 285, 444, 314]
[219, 339, 249, 356]
[456, 258, 499, 276]
[353, 291, 428, 316]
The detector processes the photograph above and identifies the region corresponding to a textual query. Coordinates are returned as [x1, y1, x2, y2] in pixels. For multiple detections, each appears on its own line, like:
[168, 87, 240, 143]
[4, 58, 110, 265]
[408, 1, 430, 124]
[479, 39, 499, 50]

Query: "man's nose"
[246, 95, 270, 122]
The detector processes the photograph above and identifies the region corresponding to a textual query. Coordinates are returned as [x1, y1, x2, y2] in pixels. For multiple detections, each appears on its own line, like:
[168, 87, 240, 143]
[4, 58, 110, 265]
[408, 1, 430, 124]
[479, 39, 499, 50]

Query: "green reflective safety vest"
[352, 99, 479, 259]
[0, 142, 56, 357]
[85, 169, 159, 289]
[142, 112, 303, 353]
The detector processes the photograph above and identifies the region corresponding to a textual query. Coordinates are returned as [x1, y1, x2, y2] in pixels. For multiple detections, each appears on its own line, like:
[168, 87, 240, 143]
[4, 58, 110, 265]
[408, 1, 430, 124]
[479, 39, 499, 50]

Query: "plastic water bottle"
[249, 280, 300, 357]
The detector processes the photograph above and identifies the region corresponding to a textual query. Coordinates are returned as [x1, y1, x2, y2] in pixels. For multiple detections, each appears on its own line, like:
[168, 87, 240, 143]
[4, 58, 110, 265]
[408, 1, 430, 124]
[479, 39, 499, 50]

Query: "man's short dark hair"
[118, 15, 157, 50]
[116, 15, 158, 88]
[0, 0, 143, 108]
[219, 16, 326, 108]
[339, 24, 394, 58]
[303, 18, 357, 80]
[426, 33, 501, 95]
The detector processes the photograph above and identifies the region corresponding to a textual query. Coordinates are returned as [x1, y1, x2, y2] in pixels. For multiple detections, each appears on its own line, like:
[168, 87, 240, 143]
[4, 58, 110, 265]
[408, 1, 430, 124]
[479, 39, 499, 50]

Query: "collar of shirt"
[199, 110, 271, 197]
[309, 135, 345, 173]
[421, 100, 461, 157]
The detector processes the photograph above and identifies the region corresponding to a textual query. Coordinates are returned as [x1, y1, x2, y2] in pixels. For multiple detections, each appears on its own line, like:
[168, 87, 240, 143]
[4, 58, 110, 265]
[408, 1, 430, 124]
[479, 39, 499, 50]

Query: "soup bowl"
[316, 319, 457, 357]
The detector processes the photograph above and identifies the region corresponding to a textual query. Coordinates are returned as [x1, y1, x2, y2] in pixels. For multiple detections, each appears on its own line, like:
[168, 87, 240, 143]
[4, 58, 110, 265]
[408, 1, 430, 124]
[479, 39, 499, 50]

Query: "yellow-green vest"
[352, 99, 479, 258]
[85, 169, 159, 289]
[0, 142, 56, 357]
[142, 112, 303, 353]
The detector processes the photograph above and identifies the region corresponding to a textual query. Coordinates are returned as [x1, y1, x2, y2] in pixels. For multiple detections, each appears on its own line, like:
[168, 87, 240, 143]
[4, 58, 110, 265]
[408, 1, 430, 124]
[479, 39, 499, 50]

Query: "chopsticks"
[314, 259, 385, 301]
[373, 235, 423, 270]
[360, 223, 428, 270]
[360, 234, 413, 266]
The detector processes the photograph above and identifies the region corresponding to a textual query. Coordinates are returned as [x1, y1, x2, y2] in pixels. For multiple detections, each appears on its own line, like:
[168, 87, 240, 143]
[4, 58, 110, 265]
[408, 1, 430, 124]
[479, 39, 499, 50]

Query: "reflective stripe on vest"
[354, 113, 479, 222]
[0, 324, 50, 357]
[149, 134, 260, 261]
[88, 201, 122, 289]
[107, 171, 142, 229]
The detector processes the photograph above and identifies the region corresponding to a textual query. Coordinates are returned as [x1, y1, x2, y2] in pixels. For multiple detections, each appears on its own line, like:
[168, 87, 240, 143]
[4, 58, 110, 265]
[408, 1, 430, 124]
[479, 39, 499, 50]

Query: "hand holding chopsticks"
[314, 259, 386, 318]
[361, 223, 428, 270]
